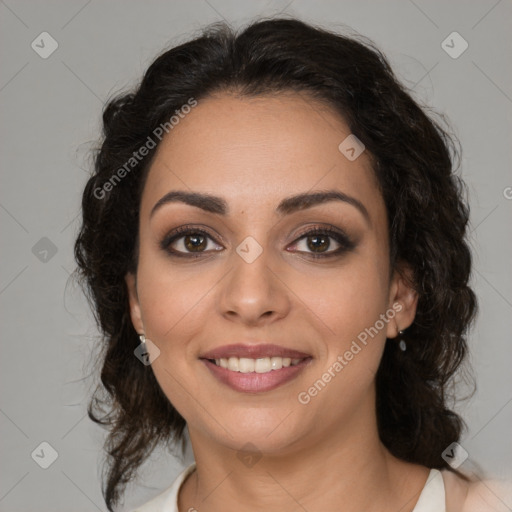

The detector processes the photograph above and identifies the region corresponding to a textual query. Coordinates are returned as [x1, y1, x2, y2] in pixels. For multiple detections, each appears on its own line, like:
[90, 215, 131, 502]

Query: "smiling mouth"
[206, 356, 309, 373]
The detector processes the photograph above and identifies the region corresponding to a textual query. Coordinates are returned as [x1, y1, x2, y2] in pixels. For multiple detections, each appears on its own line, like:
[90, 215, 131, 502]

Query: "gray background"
[1, 1, 511, 511]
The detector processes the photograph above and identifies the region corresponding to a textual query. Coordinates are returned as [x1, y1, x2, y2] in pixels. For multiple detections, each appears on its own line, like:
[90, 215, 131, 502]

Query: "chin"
[211, 412, 308, 454]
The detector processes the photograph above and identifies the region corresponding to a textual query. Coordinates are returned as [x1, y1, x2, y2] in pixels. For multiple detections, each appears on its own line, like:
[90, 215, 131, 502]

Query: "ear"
[125, 272, 144, 334]
[385, 263, 418, 339]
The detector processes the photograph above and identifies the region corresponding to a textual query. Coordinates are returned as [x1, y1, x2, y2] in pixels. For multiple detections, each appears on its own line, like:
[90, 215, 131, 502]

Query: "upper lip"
[200, 343, 311, 360]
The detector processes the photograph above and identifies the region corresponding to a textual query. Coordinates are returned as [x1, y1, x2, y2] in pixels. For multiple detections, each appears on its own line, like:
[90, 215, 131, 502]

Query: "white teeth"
[255, 357, 270, 373]
[239, 358, 255, 373]
[270, 357, 282, 370]
[213, 356, 305, 373]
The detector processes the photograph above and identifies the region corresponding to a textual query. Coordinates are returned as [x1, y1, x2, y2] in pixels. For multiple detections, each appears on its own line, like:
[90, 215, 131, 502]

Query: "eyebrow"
[150, 189, 370, 224]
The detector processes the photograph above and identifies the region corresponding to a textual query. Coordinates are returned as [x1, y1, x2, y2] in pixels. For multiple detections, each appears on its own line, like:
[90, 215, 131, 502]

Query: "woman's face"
[126, 92, 417, 454]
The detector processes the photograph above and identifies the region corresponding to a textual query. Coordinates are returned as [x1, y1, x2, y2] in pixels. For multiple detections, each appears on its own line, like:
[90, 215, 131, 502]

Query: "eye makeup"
[159, 223, 356, 260]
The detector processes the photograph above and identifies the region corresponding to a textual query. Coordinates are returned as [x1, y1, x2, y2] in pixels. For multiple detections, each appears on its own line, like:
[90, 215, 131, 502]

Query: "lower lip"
[201, 358, 312, 393]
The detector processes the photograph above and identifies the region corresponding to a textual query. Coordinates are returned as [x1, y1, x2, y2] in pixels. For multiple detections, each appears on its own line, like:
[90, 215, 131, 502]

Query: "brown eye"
[161, 227, 223, 257]
[183, 233, 207, 252]
[306, 234, 331, 253]
[289, 227, 355, 259]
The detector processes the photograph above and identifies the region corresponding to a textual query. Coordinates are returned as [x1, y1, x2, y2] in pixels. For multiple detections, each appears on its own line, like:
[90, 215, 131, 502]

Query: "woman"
[75, 17, 492, 511]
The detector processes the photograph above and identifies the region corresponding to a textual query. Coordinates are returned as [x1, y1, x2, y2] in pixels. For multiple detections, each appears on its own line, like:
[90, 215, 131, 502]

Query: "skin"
[126, 92, 430, 512]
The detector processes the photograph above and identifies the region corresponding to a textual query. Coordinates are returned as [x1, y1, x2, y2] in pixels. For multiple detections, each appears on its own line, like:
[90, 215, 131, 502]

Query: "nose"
[217, 242, 291, 327]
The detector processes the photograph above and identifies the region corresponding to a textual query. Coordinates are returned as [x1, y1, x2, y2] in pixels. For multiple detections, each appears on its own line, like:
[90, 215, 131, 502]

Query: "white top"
[132, 463, 446, 512]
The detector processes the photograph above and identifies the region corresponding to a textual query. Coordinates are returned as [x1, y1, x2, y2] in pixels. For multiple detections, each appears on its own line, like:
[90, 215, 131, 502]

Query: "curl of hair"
[74, 17, 477, 511]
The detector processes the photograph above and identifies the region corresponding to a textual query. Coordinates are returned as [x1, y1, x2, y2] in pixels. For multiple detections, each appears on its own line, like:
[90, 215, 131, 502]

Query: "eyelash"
[292, 226, 355, 258]
[160, 224, 355, 260]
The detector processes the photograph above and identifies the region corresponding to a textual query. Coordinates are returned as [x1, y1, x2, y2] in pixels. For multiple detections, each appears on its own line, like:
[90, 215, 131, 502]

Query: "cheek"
[134, 257, 216, 418]
[296, 266, 390, 412]
[290, 255, 391, 408]
[136, 261, 212, 351]
[293, 255, 390, 346]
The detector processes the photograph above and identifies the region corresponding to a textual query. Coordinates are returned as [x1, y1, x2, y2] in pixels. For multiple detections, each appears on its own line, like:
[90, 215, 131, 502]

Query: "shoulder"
[441, 469, 512, 512]
[130, 463, 196, 512]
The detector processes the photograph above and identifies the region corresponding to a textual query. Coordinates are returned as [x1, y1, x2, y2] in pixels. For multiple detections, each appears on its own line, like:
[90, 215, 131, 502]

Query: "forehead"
[141, 92, 383, 218]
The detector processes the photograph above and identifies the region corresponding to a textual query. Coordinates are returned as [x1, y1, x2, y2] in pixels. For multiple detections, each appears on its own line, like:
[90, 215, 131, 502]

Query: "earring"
[398, 330, 406, 351]
[139, 334, 146, 345]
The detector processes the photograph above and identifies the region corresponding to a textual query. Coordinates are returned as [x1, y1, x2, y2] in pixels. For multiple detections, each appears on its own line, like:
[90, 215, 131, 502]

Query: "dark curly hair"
[74, 17, 477, 511]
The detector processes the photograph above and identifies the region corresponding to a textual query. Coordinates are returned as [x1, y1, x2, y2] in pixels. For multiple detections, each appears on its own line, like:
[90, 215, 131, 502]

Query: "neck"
[179, 408, 429, 512]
